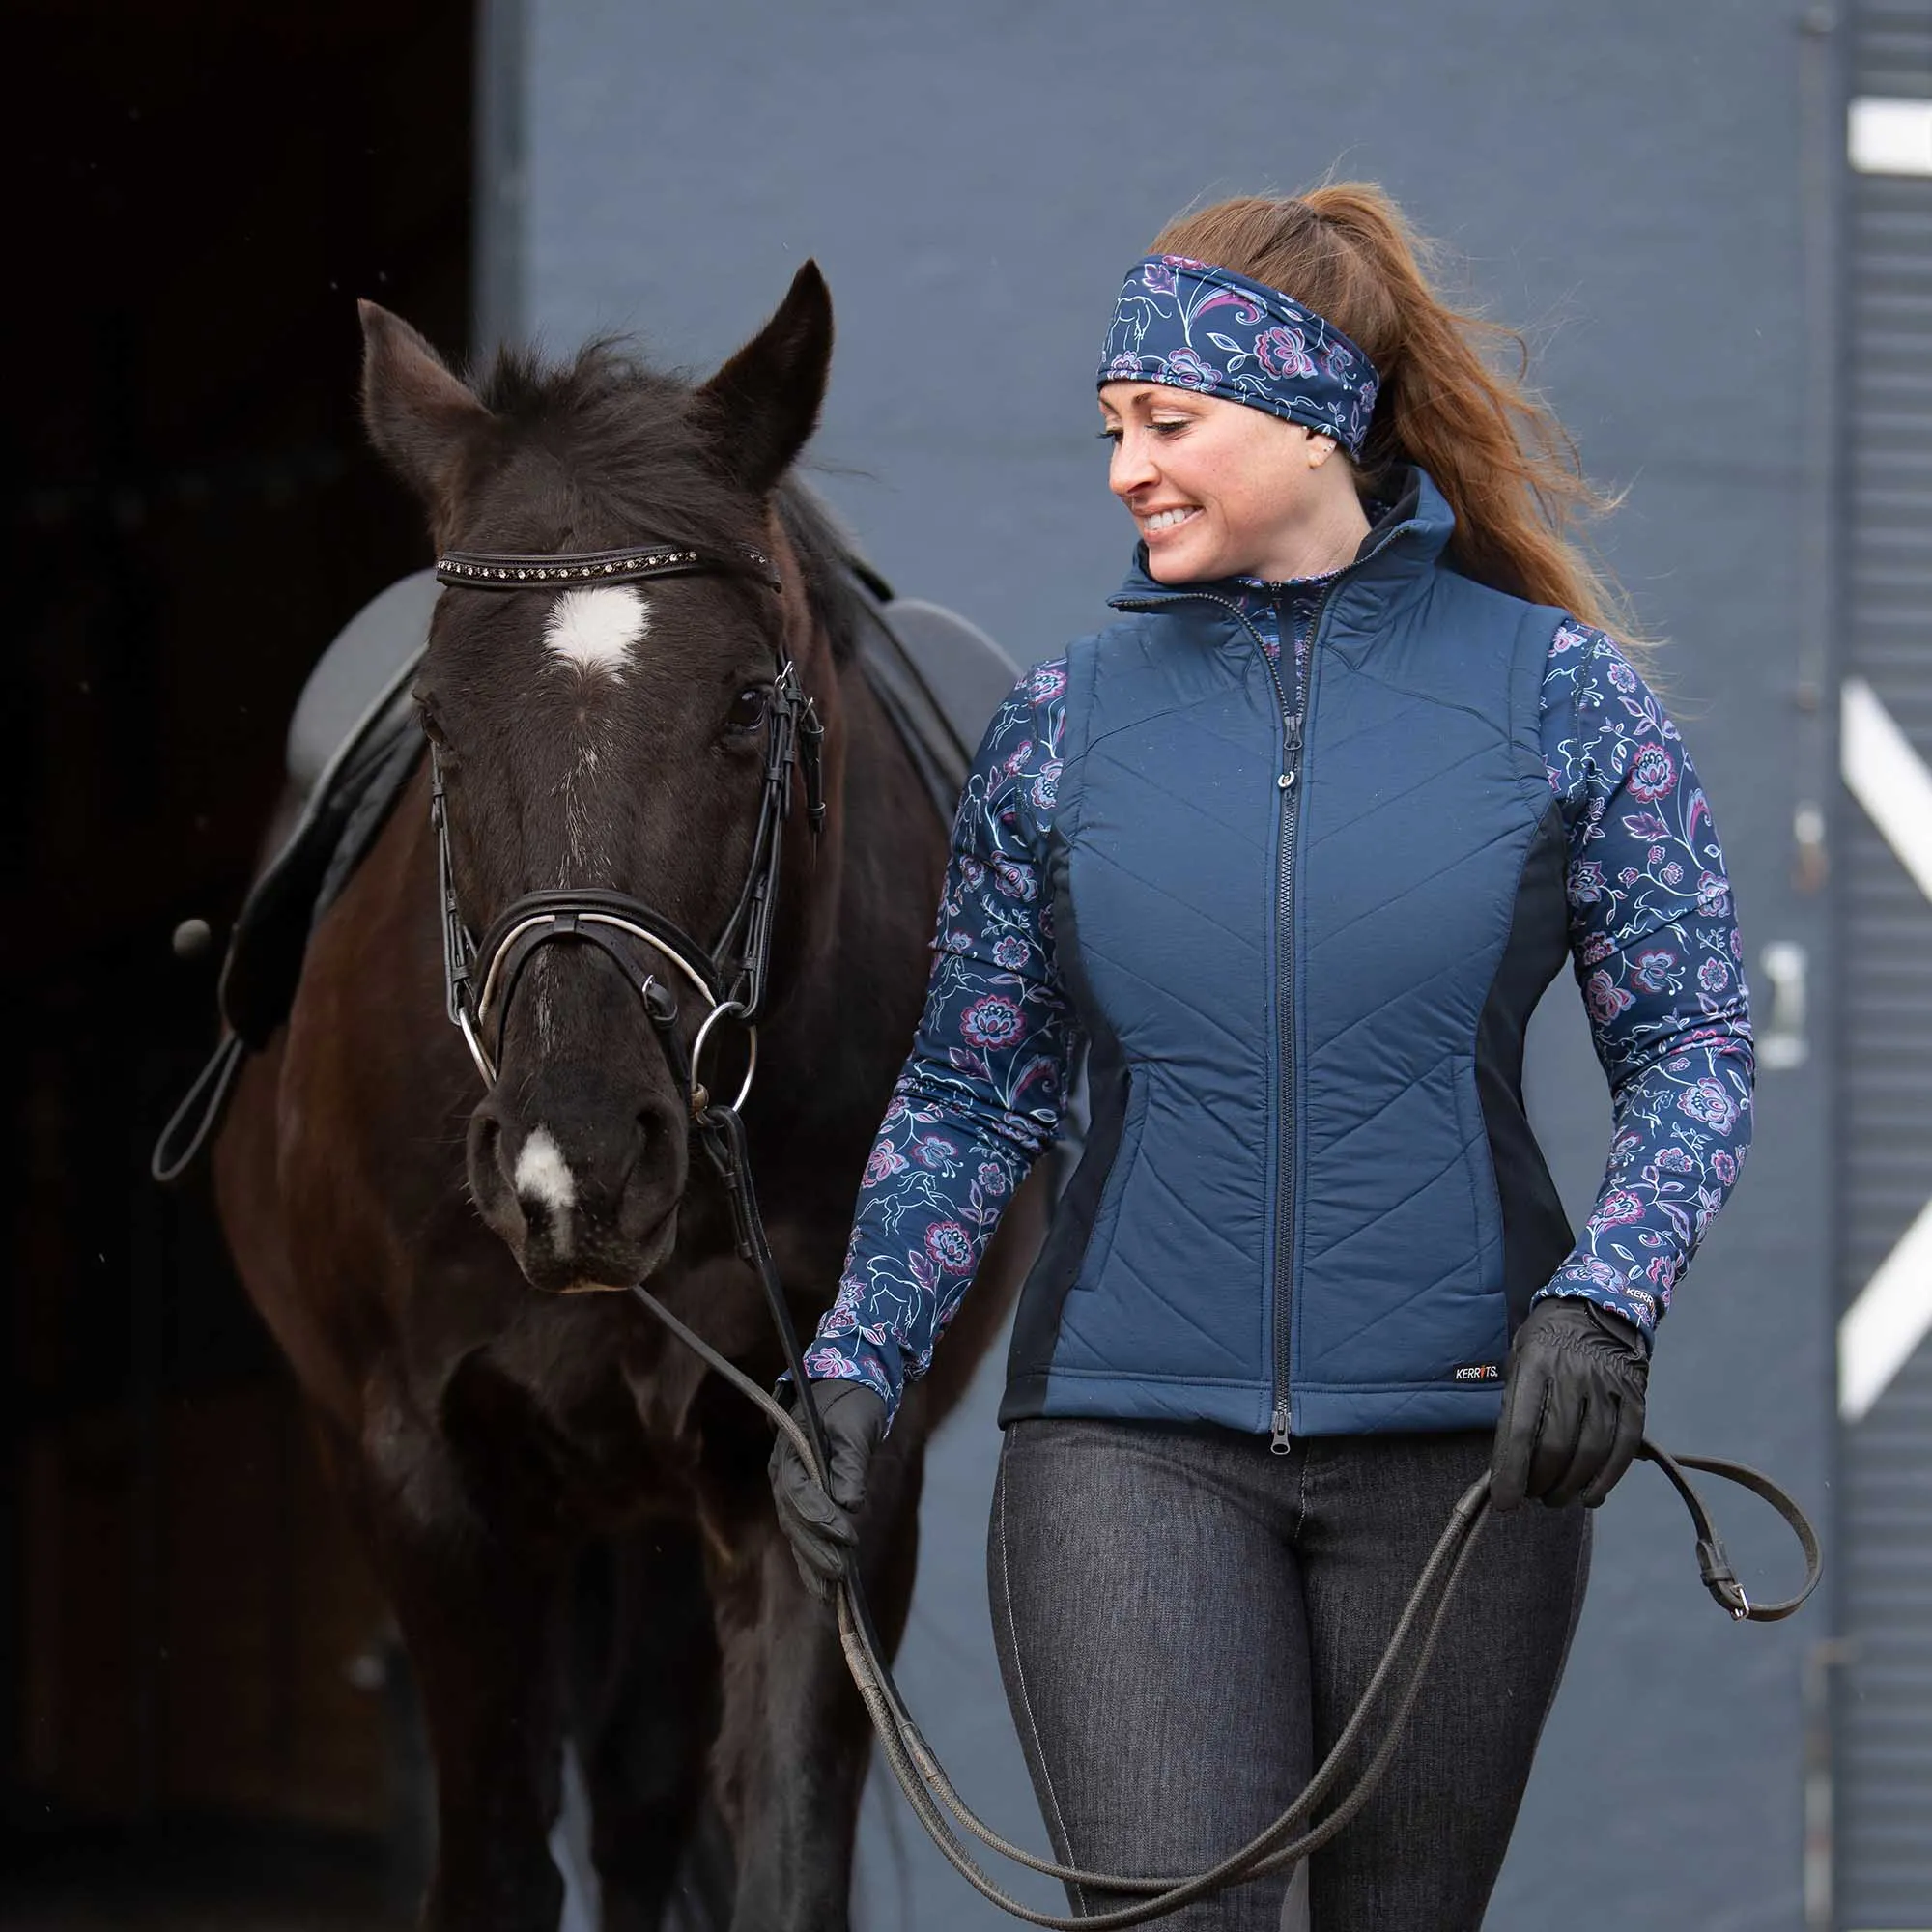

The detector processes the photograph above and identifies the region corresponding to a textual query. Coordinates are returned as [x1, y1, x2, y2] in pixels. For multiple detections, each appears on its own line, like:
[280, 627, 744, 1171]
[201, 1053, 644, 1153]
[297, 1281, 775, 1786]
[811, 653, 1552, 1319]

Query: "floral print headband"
[1098, 255, 1381, 459]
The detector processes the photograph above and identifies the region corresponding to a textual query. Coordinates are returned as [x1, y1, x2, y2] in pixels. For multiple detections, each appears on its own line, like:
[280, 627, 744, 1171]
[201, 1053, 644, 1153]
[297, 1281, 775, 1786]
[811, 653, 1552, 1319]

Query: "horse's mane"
[470, 338, 877, 668]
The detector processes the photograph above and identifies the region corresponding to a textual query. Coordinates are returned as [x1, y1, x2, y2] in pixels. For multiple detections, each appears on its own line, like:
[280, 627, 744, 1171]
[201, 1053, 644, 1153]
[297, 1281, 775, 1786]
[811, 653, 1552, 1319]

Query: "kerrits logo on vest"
[1454, 1363, 1501, 1382]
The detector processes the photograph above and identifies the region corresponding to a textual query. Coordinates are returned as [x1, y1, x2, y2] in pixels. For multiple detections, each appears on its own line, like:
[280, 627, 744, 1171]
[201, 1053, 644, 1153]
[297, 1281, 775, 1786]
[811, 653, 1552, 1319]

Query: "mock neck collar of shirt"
[1109, 465, 1450, 611]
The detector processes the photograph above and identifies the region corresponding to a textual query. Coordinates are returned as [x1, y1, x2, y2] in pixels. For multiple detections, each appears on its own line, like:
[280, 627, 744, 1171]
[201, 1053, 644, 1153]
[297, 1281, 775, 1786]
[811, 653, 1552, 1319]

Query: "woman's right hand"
[1489, 1295, 1648, 1511]
[768, 1378, 890, 1599]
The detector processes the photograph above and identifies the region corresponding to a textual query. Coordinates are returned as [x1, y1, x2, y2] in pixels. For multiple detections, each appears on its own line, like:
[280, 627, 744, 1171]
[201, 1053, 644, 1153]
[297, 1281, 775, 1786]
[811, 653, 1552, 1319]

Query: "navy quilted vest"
[1002, 471, 1577, 1440]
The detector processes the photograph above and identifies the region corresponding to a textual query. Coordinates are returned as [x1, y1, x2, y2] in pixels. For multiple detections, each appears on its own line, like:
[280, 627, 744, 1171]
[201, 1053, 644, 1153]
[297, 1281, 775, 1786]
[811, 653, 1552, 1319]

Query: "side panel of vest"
[1020, 612, 1281, 1431]
[1290, 577, 1561, 1434]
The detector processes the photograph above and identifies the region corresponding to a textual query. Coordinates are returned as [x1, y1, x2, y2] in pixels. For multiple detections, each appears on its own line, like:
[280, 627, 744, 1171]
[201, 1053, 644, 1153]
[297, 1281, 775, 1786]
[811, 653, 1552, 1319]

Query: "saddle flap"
[286, 569, 440, 791]
[222, 570, 439, 1045]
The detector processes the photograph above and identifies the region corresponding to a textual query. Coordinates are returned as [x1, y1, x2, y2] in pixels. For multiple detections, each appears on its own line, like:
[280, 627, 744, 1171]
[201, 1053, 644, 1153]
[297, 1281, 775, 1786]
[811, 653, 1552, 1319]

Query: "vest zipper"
[1111, 520, 1415, 1455]
[1109, 585, 1304, 1453]
[1262, 617, 1305, 1456]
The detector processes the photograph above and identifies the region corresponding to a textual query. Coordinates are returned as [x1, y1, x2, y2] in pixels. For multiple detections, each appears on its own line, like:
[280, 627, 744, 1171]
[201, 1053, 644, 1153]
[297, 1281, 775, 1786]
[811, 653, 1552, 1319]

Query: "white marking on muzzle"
[514, 1125, 577, 1215]
[543, 585, 646, 679]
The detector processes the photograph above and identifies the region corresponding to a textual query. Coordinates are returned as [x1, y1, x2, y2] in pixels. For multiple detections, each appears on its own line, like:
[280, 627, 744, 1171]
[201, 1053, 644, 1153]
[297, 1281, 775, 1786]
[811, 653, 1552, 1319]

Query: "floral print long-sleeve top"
[804, 582, 1755, 1422]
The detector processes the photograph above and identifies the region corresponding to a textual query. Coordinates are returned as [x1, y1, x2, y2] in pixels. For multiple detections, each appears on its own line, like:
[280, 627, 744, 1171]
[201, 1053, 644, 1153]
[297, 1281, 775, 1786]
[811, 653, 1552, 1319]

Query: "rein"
[433, 537, 1822, 1926]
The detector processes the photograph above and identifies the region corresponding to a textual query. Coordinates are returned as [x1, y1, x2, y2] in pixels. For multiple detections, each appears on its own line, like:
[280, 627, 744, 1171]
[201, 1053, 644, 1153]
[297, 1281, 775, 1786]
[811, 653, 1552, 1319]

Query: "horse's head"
[359, 267, 843, 1293]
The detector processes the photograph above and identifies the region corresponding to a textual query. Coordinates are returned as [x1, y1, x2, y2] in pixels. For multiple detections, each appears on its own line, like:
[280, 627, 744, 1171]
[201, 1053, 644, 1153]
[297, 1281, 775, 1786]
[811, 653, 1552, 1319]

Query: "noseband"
[428, 539, 823, 1115]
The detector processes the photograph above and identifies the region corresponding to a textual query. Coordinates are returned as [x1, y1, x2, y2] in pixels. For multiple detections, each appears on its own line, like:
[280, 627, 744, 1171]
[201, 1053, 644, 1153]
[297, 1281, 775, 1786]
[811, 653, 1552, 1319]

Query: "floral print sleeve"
[801, 662, 1079, 1422]
[1537, 621, 1755, 1336]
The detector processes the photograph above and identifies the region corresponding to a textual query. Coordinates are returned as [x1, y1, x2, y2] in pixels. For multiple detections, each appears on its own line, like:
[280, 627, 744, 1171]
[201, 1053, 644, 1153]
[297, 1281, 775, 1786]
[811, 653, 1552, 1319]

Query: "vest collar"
[1107, 467, 1454, 630]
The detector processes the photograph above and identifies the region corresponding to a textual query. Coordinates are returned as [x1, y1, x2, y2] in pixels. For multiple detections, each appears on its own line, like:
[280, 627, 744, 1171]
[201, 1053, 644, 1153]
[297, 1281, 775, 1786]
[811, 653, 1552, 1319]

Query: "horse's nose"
[467, 1086, 686, 1290]
[508, 1122, 582, 1225]
[467, 1104, 591, 1244]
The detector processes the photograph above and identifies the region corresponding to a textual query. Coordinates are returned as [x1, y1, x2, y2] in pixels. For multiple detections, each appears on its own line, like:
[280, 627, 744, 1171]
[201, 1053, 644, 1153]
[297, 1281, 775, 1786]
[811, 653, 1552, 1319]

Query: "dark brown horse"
[213, 265, 1032, 1930]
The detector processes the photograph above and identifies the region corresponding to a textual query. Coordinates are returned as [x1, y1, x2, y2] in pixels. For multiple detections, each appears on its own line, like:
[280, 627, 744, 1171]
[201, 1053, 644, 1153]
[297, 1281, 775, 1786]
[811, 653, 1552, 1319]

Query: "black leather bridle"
[429, 539, 822, 1113]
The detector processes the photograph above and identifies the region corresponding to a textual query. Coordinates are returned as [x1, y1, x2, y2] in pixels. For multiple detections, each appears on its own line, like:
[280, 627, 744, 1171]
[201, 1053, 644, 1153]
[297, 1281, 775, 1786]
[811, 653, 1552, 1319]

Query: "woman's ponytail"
[1151, 185, 1643, 644]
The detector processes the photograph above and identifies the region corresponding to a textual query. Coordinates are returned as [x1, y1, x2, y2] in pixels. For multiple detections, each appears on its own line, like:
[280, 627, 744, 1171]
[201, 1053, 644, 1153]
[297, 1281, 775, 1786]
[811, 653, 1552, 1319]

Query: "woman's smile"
[1098, 380, 1368, 582]
[1140, 505, 1200, 534]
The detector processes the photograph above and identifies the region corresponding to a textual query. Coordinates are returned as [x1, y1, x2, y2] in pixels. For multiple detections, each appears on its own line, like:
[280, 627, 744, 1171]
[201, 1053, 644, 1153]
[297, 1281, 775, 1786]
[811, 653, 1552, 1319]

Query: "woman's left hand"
[1490, 1297, 1649, 1511]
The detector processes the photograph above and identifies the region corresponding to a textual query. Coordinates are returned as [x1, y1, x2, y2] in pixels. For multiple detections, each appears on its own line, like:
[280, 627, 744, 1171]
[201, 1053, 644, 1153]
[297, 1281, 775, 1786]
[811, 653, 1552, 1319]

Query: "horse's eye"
[415, 701, 449, 750]
[725, 686, 771, 733]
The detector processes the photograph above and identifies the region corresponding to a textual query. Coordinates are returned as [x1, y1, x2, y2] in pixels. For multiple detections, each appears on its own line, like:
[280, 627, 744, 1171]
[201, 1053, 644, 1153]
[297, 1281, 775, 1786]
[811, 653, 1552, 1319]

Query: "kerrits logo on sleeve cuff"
[1453, 1363, 1501, 1382]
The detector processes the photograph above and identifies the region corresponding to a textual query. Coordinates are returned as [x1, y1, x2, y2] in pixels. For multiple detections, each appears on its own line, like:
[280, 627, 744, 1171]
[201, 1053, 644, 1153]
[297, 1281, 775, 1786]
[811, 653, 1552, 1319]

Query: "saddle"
[154, 558, 1018, 1178]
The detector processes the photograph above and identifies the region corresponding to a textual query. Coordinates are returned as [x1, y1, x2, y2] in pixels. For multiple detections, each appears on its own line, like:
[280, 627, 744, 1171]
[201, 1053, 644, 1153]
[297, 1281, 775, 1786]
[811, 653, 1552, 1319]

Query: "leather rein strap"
[432, 535, 1822, 1926]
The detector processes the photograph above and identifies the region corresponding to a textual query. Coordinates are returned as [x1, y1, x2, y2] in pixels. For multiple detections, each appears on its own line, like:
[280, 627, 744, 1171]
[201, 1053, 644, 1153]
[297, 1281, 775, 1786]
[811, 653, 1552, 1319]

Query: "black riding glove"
[768, 1378, 889, 1600]
[1490, 1296, 1649, 1513]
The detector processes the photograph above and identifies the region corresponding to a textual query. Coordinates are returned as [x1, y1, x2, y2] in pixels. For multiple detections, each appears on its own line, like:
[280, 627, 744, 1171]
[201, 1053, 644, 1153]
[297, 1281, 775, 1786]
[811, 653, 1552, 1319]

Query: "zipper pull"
[1277, 716, 1303, 792]
[1270, 1401, 1293, 1455]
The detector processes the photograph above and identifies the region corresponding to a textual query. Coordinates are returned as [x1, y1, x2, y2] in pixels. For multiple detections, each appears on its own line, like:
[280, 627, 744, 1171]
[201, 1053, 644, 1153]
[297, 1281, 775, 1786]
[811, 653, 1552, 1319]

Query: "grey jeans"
[987, 1419, 1590, 1932]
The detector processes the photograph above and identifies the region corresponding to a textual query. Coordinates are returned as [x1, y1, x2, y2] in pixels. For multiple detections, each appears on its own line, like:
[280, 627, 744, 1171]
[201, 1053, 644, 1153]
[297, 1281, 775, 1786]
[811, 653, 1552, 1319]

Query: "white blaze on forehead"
[543, 585, 646, 678]
[514, 1125, 577, 1214]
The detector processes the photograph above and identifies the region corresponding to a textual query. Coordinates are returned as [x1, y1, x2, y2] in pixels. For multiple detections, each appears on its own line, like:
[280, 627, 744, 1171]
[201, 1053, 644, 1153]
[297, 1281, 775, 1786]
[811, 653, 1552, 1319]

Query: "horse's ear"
[696, 261, 834, 496]
[358, 299, 492, 514]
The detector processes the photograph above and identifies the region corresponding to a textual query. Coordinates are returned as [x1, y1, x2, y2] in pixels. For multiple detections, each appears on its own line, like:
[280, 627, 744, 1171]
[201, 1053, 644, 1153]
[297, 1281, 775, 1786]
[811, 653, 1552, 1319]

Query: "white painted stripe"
[1839, 676, 1932, 1421]
[1849, 96, 1932, 176]
[543, 585, 646, 678]
[1841, 1195, 1932, 1423]
[1841, 677, 1932, 901]
[514, 1125, 577, 1214]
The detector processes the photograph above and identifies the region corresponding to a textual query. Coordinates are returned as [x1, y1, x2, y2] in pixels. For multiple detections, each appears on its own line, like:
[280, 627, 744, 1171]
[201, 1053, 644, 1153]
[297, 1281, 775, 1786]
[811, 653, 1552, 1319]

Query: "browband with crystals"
[436, 542, 782, 592]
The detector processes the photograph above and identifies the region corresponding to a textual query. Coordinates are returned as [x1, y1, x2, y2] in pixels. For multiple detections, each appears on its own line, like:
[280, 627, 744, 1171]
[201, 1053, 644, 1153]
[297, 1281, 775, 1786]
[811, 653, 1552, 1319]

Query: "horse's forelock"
[464, 340, 742, 553]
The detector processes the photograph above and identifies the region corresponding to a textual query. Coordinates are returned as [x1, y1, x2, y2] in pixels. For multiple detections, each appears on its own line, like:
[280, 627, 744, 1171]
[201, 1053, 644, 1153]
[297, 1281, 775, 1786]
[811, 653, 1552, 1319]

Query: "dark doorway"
[5, 0, 471, 1916]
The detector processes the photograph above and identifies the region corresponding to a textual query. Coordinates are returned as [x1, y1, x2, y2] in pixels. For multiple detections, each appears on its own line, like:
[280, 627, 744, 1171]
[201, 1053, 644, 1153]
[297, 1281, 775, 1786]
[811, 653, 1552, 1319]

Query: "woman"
[771, 185, 1753, 1929]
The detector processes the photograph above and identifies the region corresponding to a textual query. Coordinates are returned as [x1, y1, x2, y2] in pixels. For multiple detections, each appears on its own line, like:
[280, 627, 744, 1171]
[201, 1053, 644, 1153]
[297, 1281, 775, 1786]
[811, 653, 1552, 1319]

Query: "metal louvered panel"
[1841, 9, 1932, 1925]
[1855, 24, 1932, 92]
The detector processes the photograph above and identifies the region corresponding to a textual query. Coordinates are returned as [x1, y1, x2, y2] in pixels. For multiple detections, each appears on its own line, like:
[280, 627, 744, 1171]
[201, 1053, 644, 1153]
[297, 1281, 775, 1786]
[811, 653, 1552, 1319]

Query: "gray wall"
[497, 4, 1841, 1924]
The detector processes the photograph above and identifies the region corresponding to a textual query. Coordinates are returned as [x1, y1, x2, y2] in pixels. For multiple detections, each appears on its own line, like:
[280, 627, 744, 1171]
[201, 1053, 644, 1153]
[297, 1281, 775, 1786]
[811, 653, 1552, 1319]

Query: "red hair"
[1151, 185, 1643, 642]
